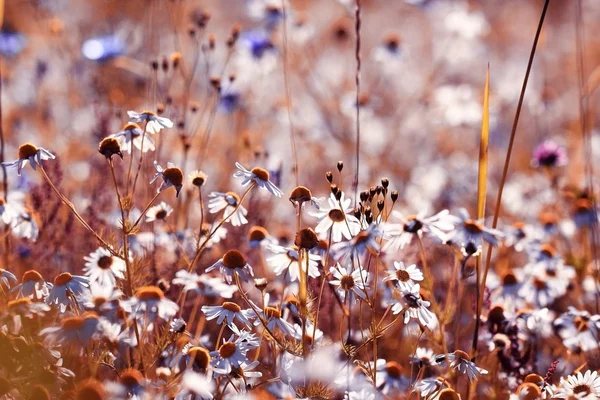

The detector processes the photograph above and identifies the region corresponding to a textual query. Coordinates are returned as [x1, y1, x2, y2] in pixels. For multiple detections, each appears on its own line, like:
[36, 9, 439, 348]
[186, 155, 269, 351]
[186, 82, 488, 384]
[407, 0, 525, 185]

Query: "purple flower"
[531, 140, 568, 168]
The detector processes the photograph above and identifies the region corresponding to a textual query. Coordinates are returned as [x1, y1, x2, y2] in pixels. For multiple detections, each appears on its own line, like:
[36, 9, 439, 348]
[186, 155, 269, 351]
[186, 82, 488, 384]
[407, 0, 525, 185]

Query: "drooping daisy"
[46, 272, 90, 313]
[253, 301, 295, 336]
[11, 270, 52, 300]
[392, 283, 434, 326]
[382, 261, 423, 290]
[127, 110, 173, 134]
[266, 244, 321, 282]
[121, 286, 179, 331]
[233, 162, 283, 197]
[40, 312, 101, 346]
[208, 191, 248, 226]
[201, 301, 254, 328]
[145, 201, 173, 222]
[80, 283, 122, 317]
[329, 263, 368, 303]
[310, 192, 361, 243]
[435, 350, 488, 382]
[110, 123, 155, 154]
[414, 377, 447, 398]
[150, 161, 184, 197]
[331, 224, 382, 261]
[383, 209, 456, 252]
[445, 208, 503, 257]
[206, 250, 254, 284]
[2, 143, 55, 175]
[0, 268, 17, 289]
[554, 370, 600, 399]
[83, 247, 126, 286]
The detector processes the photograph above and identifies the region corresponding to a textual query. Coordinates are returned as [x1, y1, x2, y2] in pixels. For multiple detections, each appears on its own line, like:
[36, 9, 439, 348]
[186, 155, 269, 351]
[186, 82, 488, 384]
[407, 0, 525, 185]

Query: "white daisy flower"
[110, 123, 155, 153]
[414, 377, 446, 397]
[382, 261, 423, 290]
[383, 209, 455, 252]
[392, 283, 434, 326]
[121, 286, 179, 331]
[2, 143, 55, 175]
[233, 162, 283, 197]
[0, 198, 18, 225]
[310, 192, 361, 243]
[331, 224, 382, 261]
[172, 270, 238, 298]
[46, 272, 90, 313]
[40, 312, 101, 346]
[227, 360, 263, 380]
[127, 110, 173, 134]
[145, 201, 174, 222]
[554, 370, 600, 399]
[208, 191, 248, 226]
[80, 283, 122, 316]
[0, 268, 17, 289]
[11, 269, 52, 300]
[210, 334, 256, 375]
[329, 263, 368, 303]
[201, 301, 254, 328]
[150, 161, 184, 197]
[253, 302, 295, 336]
[175, 371, 214, 400]
[83, 247, 126, 286]
[410, 347, 436, 366]
[205, 250, 254, 284]
[11, 210, 39, 241]
[266, 244, 321, 282]
[435, 350, 488, 382]
[445, 208, 504, 257]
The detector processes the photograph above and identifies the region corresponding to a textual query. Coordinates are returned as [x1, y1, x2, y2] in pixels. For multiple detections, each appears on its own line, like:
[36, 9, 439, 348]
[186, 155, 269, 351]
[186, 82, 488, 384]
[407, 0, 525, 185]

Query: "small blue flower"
[0, 31, 26, 57]
[82, 35, 125, 62]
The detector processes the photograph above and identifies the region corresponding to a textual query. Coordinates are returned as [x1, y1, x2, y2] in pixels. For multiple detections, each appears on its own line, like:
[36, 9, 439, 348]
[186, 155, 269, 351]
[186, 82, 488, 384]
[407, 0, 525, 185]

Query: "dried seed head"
[163, 167, 184, 192]
[502, 272, 518, 286]
[340, 275, 355, 291]
[75, 379, 106, 400]
[171, 52, 182, 68]
[222, 250, 246, 269]
[136, 286, 164, 301]
[161, 56, 169, 72]
[18, 143, 39, 160]
[98, 137, 122, 160]
[188, 346, 210, 370]
[337, 161, 344, 172]
[54, 272, 73, 286]
[360, 191, 369, 202]
[208, 34, 216, 50]
[330, 184, 338, 195]
[22, 270, 43, 283]
[325, 171, 333, 183]
[119, 369, 144, 387]
[381, 177, 389, 188]
[438, 388, 461, 400]
[353, 208, 362, 219]
[27, 385, 50, 400]
[151, 60, 159, 70]
[264, 306, 281, 319]
[391, 190, 399, 202]
[335, 191, 342, 201]
[377, 200, 384, 212]
[156, 103, 165, 114]
[254, 278, 268, 291]
[385, 361, 402, 378]
[289, 186, 312, 204]
[295, 227, 319, 250]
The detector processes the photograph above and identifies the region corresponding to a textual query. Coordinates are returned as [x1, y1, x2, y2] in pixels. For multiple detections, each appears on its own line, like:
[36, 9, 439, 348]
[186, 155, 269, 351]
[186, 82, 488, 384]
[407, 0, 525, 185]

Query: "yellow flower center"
[22, 270, 43, 283]
[222, 302, 241, 313]
[136, 286, 164, 301]
[222, 250, 246, 269]
[54, 272, 73, 286]
[340, 275, 355, 291]
[250, 167, 270, 181]
[385, 361, 402, 378]
[264, 306, 281, 319]
[328, 209, 345, 222]
[218, 342, 237, 358]
[18, 143, 39, 159]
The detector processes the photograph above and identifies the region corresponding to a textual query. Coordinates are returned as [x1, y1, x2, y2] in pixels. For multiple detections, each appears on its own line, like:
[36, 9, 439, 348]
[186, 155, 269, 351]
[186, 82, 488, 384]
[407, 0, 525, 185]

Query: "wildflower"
[233, 162, 283, 197]
[435, 350, 488, 382]
[266, 244, 321, 282]
[11, 270, 51, 300]
[189, 170, 208, 187]
[445, 208, 503, 257]
[414, 377, 447, 397]
[7, 298, 50, 323]
[392, 283, 434, 326]
[170, 318, 187, 334]
[151, 161, 184, 197]
[503, 221, 543, 252]
[382, 261, 423, 290]
[40, 312, 101, 346]
[0, 198, 17, 226]
[172, 270, 238, 298]
[46, 272, 90, 313]
[0, 269, 17, 289]
[210, 339, 251, 375]
[74, 379, 107, 400]
[127, 110, 173, 134]
[410, 347, 436, 367]
[176, 371, 215, 400]
[83, 247, 126, 286]
[182, 346, 212, 373]
[253, 301, 295, 336]
[106, 368, 146, 399]
[206, 249, 254, 284]
[329, 263, 368, 303]
[554, 370, 600, 399]
[98, 137, 123, 160]
[11, 210, 39, 240]
[554, 307, 600, 353]
[2, 143, 55, 175]
[201, 302, 254, 328]
[82, 34, 124, 62]
[228, 360, 263, 380]
[531, 139, 568, 168]
[383, 209, 455, 252]
[292, 322, 324, 349]
[331, 224, 382, 261]
[370, 359, 410, 394]
[248, 225, 273, 248]
[122, 286, 179, 330]
[80, 283, 122, 317]
[111, 123, 156, 153]
[310, 192, 361, 243]
[145, 201, 173, 222]
[208, 191, 248, 226]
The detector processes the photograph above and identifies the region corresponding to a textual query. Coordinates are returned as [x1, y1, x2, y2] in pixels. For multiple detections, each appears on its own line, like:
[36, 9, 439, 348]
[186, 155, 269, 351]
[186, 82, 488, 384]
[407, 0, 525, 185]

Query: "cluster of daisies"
[0, 120, 598, 400]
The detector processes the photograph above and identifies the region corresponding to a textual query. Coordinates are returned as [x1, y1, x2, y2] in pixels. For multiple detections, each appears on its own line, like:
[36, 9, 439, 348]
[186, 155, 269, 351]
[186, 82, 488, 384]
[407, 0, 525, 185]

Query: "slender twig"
[353, 0, 362, 204]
